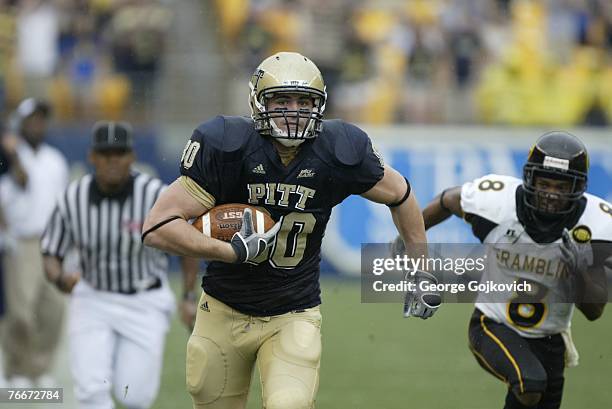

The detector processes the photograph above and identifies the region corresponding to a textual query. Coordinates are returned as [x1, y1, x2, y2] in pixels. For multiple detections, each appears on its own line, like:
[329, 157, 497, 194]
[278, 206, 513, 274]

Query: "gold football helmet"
[249, 52, 327, 145]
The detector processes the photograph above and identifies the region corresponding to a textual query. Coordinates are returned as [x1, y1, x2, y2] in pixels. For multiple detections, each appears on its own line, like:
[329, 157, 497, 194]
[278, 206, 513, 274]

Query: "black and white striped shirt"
[41, 172, 168, 293]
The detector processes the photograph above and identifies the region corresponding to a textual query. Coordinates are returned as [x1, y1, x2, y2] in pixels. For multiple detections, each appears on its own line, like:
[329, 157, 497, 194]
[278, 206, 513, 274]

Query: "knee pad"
[265, 388, 313, 409]
[275, 319, 322, 367]
[186, 335, 227, 405]
[261, 318, 321, 409]
[505, 390, 543, 409]
[510, 366, 547, 401]
[515, 392, 542, 407]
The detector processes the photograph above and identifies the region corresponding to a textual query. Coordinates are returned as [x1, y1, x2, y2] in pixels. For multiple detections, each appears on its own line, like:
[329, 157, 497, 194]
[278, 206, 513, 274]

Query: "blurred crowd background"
[0, 0, 172, 124]
[0, 0, 611, 127]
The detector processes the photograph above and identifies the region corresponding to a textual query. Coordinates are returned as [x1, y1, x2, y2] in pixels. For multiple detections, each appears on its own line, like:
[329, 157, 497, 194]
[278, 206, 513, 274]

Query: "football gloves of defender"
[230, 208, 281, 264]
[403, 270, 442, 319]
[560, 228, 593, 277]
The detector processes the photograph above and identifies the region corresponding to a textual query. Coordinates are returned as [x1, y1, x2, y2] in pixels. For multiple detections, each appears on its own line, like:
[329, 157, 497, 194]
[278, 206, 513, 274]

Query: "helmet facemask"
[251, 87, 326, 146]
[523, 163, 587, 216]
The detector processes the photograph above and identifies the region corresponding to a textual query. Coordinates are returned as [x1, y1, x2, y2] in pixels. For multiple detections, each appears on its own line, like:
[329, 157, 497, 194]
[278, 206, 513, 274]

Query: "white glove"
[230, 208, 281, 263]
[403, 270, 441, 319]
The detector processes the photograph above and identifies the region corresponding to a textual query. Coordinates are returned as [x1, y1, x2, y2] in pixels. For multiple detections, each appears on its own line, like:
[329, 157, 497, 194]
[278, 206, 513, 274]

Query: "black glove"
[230, 208, 281, 263]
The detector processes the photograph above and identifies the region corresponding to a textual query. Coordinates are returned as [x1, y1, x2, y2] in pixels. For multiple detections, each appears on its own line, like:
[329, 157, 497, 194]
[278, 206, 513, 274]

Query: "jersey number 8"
[478, 179, 505, 191]
[506, 280, 548, 329]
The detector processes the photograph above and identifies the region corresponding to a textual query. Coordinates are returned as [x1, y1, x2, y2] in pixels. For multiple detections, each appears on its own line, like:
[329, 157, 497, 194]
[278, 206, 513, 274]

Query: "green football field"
[152, 277, 612, 409]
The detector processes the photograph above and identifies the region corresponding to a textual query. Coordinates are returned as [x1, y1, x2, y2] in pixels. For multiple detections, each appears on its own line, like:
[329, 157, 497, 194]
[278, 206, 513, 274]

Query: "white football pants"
[68, 279, 175, 409]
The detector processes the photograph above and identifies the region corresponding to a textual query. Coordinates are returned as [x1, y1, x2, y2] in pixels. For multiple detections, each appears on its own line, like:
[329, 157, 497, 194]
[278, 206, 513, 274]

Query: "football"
[191, 203, 276, 242]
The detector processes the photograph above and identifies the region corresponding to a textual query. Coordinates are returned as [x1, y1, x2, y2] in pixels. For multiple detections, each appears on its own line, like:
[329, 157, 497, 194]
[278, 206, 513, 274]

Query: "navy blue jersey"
[180, 116, 384, 316]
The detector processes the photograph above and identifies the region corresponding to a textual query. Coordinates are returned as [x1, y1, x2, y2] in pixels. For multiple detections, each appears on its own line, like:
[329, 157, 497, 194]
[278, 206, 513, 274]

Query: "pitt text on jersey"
[248, 183, 316, 211]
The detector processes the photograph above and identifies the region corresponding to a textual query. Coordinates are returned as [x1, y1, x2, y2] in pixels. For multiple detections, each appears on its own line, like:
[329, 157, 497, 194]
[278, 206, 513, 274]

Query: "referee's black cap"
[91, 121, 133, 151]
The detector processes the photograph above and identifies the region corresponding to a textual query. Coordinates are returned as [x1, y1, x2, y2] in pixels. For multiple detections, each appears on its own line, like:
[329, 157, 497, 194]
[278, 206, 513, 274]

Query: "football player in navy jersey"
[143, 52, 430, 409]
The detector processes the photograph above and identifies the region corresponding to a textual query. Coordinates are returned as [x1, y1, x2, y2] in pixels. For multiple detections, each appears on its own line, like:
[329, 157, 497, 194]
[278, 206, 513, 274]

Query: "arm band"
[387, 177, 411, 208]
[439, 189, 452, 214]
[141, 215, 182, 243]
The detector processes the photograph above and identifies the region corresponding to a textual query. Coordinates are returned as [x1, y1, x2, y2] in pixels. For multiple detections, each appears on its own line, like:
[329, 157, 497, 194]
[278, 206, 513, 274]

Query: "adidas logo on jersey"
[252, 164, 266, 174]
[297, 169, 315, 178]
[200, 301, 209, 312]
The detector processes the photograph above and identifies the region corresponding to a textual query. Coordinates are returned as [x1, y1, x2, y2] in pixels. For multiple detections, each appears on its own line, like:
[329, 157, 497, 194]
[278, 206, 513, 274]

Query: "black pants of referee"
[468, 308, 566, 409]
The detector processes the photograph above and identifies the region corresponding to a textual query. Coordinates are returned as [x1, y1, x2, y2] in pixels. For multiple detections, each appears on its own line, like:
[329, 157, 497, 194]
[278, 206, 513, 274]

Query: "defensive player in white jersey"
[394, 131, 610, 409]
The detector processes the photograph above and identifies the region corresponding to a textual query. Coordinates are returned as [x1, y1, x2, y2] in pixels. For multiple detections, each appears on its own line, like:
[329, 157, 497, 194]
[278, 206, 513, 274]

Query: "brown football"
[192, 203, 276, 242]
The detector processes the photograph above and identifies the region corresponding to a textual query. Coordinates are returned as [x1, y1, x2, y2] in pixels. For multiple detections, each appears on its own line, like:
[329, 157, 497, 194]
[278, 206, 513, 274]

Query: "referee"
[40, 121, 199, 409]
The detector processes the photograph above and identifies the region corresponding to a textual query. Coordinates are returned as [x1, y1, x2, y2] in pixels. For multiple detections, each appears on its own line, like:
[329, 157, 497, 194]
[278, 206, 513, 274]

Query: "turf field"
[153, 277, 612, 409]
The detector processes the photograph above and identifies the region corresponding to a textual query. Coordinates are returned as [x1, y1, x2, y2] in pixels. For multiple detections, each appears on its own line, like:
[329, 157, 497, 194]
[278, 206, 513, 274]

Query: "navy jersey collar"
[261, 135, 314, 172]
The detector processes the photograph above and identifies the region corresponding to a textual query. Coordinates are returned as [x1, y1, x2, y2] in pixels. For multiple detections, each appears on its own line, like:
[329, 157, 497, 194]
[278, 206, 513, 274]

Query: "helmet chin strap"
[269, 119, 306, 147]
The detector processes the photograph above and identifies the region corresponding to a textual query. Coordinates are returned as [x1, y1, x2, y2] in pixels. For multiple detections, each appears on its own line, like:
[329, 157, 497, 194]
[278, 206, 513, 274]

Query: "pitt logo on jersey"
[247, 183, 316, 210]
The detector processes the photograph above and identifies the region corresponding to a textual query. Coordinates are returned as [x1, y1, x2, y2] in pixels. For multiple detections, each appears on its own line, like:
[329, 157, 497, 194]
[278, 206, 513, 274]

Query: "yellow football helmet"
[249, 52, 327, 144]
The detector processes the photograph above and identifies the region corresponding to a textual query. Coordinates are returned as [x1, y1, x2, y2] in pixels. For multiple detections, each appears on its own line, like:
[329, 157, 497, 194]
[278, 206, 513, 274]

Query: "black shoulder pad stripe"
[464, 213, 498, 243]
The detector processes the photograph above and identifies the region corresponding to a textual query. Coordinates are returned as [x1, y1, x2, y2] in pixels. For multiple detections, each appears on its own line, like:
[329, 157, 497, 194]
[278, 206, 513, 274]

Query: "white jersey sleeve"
[579, 194, 612, 242]
[460, 174, 522, 224]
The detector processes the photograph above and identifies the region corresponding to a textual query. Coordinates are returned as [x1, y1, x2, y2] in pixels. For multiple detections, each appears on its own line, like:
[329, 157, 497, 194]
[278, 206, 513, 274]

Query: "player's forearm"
[144, 218, 237, 262]
[142, 180, 235, 261]
[392, 193, 426, 244]
[391, 193, 428, 258]
[180, 256, 200, 298]
[423, 201, 452, 230]
[422, 186, 463, 230]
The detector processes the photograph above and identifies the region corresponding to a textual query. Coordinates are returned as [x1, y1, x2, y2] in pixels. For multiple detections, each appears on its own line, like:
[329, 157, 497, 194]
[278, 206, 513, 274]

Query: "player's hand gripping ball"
[192, 203, 276, 242]
[192, 204, 280, 263]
